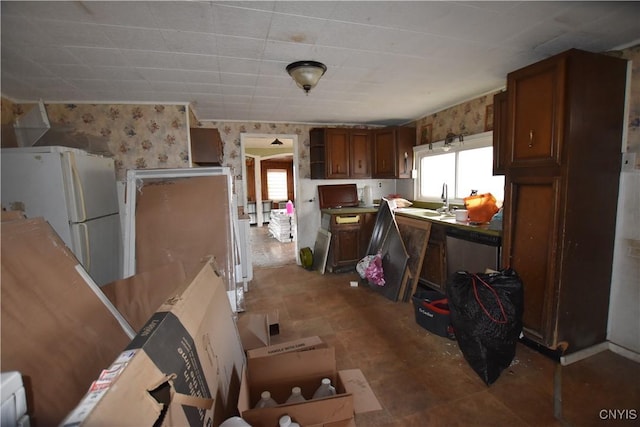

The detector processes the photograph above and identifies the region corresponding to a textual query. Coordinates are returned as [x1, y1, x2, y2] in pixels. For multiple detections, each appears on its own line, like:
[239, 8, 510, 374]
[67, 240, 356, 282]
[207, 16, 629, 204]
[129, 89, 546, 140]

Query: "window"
[266, 169, 288, 201]
[414, 132, 504, 203]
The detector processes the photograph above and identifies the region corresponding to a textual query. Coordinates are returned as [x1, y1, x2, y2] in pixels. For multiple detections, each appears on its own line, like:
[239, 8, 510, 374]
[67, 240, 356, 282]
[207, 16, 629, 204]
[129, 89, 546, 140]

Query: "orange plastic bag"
[463, 193, 499, 223]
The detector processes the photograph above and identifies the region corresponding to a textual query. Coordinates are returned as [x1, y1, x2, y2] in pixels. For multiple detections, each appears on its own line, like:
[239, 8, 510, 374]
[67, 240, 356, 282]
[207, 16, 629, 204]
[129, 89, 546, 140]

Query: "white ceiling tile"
[150, 1, 215, 33]
[121, 50, 181, 69]
[182, 70, 222, 85]
[137, 68, 189, 82]
[183, 83, 223, 94]
[2, 1, 639, 124]
[221, 85, 255, 96]
[218, 57, 262, 74]
[215, 35, 265, 59]
[220, 73, 258, 87]
[211, 4, 272, 39]
[161, 30, 219, 55]
[175, 54, 220, 71]
[81, 2, 159, 28]
[65, 47, 128, 67]
[35, 20, 115, 48]
[266, 14, 326, 45]
[102, 26, 169, 51]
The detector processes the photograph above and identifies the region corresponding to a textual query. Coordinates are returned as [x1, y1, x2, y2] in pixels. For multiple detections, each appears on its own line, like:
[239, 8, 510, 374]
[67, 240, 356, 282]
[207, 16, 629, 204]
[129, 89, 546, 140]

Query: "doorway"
[240, 133, 299, 267]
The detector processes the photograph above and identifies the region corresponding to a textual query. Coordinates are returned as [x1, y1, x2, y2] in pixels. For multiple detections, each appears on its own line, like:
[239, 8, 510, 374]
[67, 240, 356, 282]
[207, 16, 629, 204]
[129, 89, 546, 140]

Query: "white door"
[62, 151, 119, 222]
[70, 214, 122, 286]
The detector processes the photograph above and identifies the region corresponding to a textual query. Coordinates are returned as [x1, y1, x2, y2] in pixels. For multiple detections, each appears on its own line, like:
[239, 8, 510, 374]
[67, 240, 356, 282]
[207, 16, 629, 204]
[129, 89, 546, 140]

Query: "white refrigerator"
[1, 146, 122, 286]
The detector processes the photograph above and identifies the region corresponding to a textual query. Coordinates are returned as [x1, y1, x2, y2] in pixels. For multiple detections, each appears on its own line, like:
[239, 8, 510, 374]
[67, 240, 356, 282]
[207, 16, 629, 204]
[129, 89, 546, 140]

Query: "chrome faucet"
[437, 183, 450, 214]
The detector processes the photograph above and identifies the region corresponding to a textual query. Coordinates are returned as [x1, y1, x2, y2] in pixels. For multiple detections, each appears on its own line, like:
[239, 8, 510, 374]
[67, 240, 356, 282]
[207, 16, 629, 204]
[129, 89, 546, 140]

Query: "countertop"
[320, 206, 379, 215]
[394, 207, 501, 237]
[320, 205, 501, 237]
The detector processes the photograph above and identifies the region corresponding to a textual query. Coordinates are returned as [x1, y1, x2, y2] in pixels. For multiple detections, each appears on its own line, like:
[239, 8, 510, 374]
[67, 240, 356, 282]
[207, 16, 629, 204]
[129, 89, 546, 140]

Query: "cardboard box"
[246, 336, 326, 359]
[238, 345, 381, 427]
[1, 217, 131, 425]
[63, 262, 246, 427]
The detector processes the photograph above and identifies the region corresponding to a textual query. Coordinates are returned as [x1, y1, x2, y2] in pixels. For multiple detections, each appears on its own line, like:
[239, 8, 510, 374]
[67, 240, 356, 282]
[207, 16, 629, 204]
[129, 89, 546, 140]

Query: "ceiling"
[2, 1, 639, 126]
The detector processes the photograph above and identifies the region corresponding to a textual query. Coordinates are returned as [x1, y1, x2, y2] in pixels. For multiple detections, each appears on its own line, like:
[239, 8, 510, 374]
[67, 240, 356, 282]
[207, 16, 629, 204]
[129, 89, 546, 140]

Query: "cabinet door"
[418, 224, 447, 293]
[492, 91, 508, 175]
[332, 226, 360, 267]
[190, 128, 223, 165]
[358, 212, 376, 258]
[507, 55, 566, 169]
[373, 129, 396, 178]
[502, 175, 562, 347]
[326, 129, 350, 179]
[350, 130, 371, 178]
[395, 127, 415, 179]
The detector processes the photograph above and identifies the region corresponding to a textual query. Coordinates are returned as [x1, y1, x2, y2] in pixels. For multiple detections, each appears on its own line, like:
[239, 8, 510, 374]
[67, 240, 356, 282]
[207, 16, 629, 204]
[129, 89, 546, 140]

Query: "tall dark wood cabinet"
[501, 49, 628, 354]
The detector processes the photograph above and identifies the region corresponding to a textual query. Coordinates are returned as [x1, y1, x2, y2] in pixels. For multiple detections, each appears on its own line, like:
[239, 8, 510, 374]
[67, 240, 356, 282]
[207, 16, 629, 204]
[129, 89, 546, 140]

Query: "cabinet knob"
[529, 130, 534, 148]
[358, 160, 362, 168]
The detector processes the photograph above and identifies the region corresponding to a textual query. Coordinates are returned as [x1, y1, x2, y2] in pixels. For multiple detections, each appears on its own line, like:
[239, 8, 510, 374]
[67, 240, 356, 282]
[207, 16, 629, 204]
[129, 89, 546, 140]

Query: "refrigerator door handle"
[64, 152, 88, 222]
[77, 223, 91, 271]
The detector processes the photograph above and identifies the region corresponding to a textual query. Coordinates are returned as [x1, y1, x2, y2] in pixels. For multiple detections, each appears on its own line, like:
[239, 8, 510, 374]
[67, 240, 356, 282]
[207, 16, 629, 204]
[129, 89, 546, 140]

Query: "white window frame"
[413, 131, 502, 204]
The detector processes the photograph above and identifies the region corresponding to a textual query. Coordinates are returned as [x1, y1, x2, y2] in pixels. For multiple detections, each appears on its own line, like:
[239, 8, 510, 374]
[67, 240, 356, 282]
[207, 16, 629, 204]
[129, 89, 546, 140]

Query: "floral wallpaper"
[7, 102, 189, 180]
[415, 90, 501, 145]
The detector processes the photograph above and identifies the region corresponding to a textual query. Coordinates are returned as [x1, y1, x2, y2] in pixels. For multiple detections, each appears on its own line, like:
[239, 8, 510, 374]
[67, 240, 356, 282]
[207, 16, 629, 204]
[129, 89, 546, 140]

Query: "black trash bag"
[446, 269, 524, 385]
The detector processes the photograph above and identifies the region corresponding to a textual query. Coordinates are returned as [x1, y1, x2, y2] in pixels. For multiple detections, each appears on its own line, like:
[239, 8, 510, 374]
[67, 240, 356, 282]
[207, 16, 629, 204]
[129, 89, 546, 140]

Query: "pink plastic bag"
[365, 253, 385, 287]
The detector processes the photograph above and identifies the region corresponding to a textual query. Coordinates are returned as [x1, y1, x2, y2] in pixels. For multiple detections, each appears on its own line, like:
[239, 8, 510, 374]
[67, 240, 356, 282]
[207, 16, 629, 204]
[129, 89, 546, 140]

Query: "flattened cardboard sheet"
[1, 218, 130, 426]
[135, 175, 233, 279]
[338, 369, 383, 413]
[101, 260, 190, 332]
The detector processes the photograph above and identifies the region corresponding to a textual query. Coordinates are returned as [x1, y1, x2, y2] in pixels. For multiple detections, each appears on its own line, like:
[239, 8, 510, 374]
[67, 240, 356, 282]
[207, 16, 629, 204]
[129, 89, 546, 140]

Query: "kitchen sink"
[396, 208, 454, 218]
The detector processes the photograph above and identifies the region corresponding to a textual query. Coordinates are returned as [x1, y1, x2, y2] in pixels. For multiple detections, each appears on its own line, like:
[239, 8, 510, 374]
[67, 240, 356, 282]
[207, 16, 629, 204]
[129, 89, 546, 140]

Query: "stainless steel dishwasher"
[445, 227, 501, 275]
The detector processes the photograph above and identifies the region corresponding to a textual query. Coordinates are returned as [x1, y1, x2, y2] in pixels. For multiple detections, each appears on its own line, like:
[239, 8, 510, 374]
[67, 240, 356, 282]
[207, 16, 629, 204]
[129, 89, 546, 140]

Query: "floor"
[249, 224, 297, 268]
[245, 226, 639, 426]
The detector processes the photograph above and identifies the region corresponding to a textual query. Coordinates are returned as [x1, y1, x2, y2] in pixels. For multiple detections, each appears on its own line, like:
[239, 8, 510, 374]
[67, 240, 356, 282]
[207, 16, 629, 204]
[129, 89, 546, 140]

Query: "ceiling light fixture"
[271, 138, 284, 146]
[286, 60, 327, 94]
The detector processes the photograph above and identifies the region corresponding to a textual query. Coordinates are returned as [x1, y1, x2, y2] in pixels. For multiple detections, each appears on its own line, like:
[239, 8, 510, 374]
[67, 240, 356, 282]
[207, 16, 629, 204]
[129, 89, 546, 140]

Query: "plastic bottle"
[285, 200, 294, 215]
[285, 386, 306, 404]
[312, 378, 336, 399]
[279, 415, 300, 427]
[254, 390, 278, 409]
[219, 416, 252, 427]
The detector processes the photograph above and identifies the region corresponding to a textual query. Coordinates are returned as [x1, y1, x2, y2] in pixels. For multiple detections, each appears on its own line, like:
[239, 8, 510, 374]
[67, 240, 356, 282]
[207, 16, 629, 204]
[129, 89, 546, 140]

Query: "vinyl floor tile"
[243, 226, 639, 426]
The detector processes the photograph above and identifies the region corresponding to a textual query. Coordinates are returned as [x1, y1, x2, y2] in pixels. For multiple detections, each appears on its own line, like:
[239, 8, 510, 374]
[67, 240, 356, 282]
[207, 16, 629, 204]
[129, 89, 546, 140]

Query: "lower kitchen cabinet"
[418, 223, 447, 293]
[420, 223, 447, 293]
[324, 212, 375, 272]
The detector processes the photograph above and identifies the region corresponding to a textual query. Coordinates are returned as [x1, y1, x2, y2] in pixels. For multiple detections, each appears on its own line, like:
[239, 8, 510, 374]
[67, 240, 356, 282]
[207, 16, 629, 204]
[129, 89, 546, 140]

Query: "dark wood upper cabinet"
[310, 128, 372, 179]
[501, 49, 628, 354]
[373, 127, 415, 179]
[190, 127, 223, 166]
